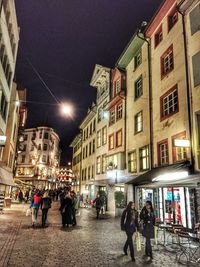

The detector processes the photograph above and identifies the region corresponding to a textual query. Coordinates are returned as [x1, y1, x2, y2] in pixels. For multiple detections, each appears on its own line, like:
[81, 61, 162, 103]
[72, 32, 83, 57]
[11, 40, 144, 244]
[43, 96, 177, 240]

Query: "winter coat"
[140, 207, 155, 239]
[93, 197, 103, 209]
[121, 208, 139, 233]
[31, 195, 42, 209]
[41, 197, 52, 209]
[59, 197, 73, 224]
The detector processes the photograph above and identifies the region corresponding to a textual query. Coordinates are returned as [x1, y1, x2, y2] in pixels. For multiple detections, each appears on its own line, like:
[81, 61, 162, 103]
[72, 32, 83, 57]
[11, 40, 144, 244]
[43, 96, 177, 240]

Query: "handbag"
[135, 231, 142, 252]
[26, 208, 31, 216]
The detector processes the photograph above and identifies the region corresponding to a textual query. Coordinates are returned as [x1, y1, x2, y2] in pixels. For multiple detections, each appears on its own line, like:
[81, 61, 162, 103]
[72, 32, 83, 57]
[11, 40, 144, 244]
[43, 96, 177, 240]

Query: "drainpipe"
[177, 5, 195, 173]
[137, 27, 153, 170]
[79, 131, 83, 193]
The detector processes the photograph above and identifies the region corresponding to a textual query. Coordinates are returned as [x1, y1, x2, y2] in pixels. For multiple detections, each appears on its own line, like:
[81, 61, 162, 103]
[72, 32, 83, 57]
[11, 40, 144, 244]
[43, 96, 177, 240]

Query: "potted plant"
[115, 191, 126, 216]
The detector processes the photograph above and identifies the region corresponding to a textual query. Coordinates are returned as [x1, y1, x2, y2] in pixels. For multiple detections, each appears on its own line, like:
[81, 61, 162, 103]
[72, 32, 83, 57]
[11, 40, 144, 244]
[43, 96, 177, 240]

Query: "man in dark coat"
[59, 191, 73, 227]
[140, 201, 155, 261]
[93, 194, 103, 219]
[121, 201, 139, 262]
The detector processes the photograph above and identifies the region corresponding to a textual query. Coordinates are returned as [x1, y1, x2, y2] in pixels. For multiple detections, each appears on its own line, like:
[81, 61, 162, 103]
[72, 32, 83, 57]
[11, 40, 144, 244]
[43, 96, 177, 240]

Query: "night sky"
[15, 0, 162, 164]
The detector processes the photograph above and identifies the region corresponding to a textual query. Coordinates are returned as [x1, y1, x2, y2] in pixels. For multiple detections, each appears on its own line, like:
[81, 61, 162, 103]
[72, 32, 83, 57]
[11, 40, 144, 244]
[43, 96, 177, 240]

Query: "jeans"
[145, 237, 152, 257]
[32, 207, 39, 224]
[124, 231, 135, 258]
[42, 208, 49, 226]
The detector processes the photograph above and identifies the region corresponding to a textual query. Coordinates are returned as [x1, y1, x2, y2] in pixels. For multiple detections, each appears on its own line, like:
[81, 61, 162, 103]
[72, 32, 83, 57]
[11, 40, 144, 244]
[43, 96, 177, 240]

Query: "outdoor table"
[158, 224, 173, 246]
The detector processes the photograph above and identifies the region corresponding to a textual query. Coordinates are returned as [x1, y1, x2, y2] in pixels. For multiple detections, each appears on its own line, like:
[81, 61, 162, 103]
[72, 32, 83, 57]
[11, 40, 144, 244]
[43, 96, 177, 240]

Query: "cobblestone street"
[0, 202, 192, 267]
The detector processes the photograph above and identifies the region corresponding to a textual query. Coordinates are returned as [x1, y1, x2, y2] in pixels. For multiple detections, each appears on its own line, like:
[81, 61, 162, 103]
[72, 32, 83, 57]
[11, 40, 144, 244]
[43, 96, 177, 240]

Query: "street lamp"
[61, 103, 73, 116]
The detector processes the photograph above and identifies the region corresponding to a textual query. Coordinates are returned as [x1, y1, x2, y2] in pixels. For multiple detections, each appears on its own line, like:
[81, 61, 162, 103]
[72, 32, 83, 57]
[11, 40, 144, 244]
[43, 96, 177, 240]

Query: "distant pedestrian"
[93, 194, 103, 219]
[41, 191, 52, 227]
[30, 191, 42, 227]
[80, 194, 84, 208]
[59, 191, 73, 228]
[71, 191, 78, 226]
[121, 201, 139, 262]
[140, 201, 155, 261]
[18, 190, 24, 203]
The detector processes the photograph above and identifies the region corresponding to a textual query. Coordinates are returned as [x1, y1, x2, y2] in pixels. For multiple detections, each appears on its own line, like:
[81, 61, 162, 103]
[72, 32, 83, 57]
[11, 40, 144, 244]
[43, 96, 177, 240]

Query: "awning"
[0, 167, 18, 187]
[93, 175, 137, 186]
[127, 161, 192, 186]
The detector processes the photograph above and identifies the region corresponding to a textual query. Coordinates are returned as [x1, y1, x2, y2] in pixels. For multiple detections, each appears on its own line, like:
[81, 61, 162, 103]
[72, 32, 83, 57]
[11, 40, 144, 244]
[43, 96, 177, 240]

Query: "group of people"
[29, 188, 79, 228]
[121, 200, 155, 263]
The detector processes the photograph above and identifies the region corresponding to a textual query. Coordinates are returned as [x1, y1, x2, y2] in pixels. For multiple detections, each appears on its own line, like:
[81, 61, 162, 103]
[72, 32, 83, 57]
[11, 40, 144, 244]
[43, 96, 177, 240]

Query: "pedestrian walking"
[41, 191, 52, 227]
[121, 201, 139, 262]
[71, 191, 78, 226]
[30, 191, 42, 227]
[18, 190, 24, 203]
[59, 191, 73, 228]
[93, 194, 103, 219]
[140, 201, 155, 261]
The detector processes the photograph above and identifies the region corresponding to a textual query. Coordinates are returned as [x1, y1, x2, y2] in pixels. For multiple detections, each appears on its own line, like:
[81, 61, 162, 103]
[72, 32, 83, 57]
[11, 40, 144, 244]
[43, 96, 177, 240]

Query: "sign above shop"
[0, 136, 6, 146]
[152, 171, 189, 182]
[174, 139, 190, 148]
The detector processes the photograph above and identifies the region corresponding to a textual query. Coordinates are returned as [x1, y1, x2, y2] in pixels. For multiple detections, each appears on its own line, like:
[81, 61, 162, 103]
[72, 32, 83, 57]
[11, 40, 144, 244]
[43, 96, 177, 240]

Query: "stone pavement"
[0, 202, 197, 267]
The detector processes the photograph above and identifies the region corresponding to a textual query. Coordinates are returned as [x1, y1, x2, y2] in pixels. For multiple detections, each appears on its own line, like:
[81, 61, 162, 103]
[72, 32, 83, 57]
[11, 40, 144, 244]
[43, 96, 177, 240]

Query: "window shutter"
[189, 4, 200, 35]
[192, 51, 200, 87]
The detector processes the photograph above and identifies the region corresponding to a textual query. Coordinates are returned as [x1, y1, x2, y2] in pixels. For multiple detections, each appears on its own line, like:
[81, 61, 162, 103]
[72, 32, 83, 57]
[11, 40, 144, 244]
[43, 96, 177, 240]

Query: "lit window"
[116, 79, 121, 94]
[161, 85, 178, 120]
[172, 132, 188, 163]
[109, 109, 115, 125]
[135, 111, 143, 134]
[128, 151, 137, 173]
[97, 130, 101, 148]
[116, 103, 123, 120]
[168, 6, 178, 32]
[102, 154, 106, 173]
[154, 25, 163, 47]
[158, 140, 169, 166]
[96, 156, 101, 174]
[116, 130, 122, 147]
[135, 51, 142, 69]
[161, 45, 174, 78]
[139, 145, 149, 171]
[135, 76, 143, 99]
[109, 134, 114, 150]
[102, 126, 107, 145]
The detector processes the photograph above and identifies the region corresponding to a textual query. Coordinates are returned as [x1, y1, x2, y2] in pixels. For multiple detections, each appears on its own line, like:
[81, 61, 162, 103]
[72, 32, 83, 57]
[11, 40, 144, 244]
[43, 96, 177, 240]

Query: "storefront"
[128, 161, 200, 229]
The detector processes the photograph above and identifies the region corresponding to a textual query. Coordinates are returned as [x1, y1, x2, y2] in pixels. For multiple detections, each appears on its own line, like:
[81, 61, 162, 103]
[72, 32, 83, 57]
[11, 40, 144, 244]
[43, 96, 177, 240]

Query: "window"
[89, 123, 92, 136]
[89, 142, 92, 156]
[85, 145, 88, 158]
[9, 152, 13, 168]
[21, 154, 25, 163]
[128, 151, 137, 173]
[84, 168, 87, 180]
[93, 119, 96, 132]
[0, 91, 8, 121]
[161, 45, 174, 78]
[102, 126, 107, 145]
[109, 134, 114, 150]
[31, 145, 34, 151]
[107, 154, 118, 169]
[168, 6, 178, 32]
[44, 132, 49, 139]
[135, 76, 143, 99]
[134, 51, 142, 69]
[172, 132, 188, 163]
[12, 123, 16, 141]
[139, 145, 149, 171]
[116, 130, 122, 147]
[98, 108, 102, 122]
[39, 131, 43, 139]
[43, 144, 48, 151]
[102, 154, 106, 173]
[86, 127, 88, 139]
[109, 109, 115, 125]
[92, 139, 95, 153]
[81, 169, 84, 181]
[135, 111, 143, 134]
[88, 166, 91, 180]
[42, 155, 46, 163]
[197, 113, 200, 148]
[91, 165, 94, 179]
[154, 25, 163, 47]
[96, 156, 101, 174]
[160, 85, 178, 120]
[192, 51, 200, 87]
[116, 103, 123, 120]
[97, 130, 101, 148]
[24, 134, 28, 141]
[116, 79, 121, 94]
[190, 4, 200, 35]
[158, 140, 169, 166]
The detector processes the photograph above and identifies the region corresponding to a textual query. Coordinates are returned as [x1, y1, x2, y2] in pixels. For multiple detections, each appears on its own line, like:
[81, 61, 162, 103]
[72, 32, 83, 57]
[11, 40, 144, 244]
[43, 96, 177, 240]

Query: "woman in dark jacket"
[140, 201, 155, 261]
[41, 191, 52, 227]
[121, 201, 139, 262]
[59, 191, 73, 227]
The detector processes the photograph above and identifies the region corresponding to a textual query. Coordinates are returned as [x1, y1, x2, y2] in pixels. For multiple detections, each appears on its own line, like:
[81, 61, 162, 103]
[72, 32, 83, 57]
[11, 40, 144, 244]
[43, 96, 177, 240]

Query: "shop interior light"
[174, 139, 190, 147]
[153, 171, 189, 182]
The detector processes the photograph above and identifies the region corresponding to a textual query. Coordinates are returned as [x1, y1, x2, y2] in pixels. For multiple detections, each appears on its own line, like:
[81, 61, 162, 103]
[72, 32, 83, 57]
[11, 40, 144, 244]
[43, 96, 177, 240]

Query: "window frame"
[154, 25, 163, 48]
[116, 129, 122, 148]
[102, 126, 107, 145]
[157, 139, 169, 166]
[108, 134, 114, 150]
[116, 102, 123, 121]
[128, 150, 137, 173]
[97, 130, 101, 148]
[160, 44, 174, 79]
[168, 5, 178, 32]
[134, 111, 143, 134]
[96, 156, 101, 174]
[139, 145, 149, 171]
[134, 75, 143, 100]
[172, 131, 188, 163]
